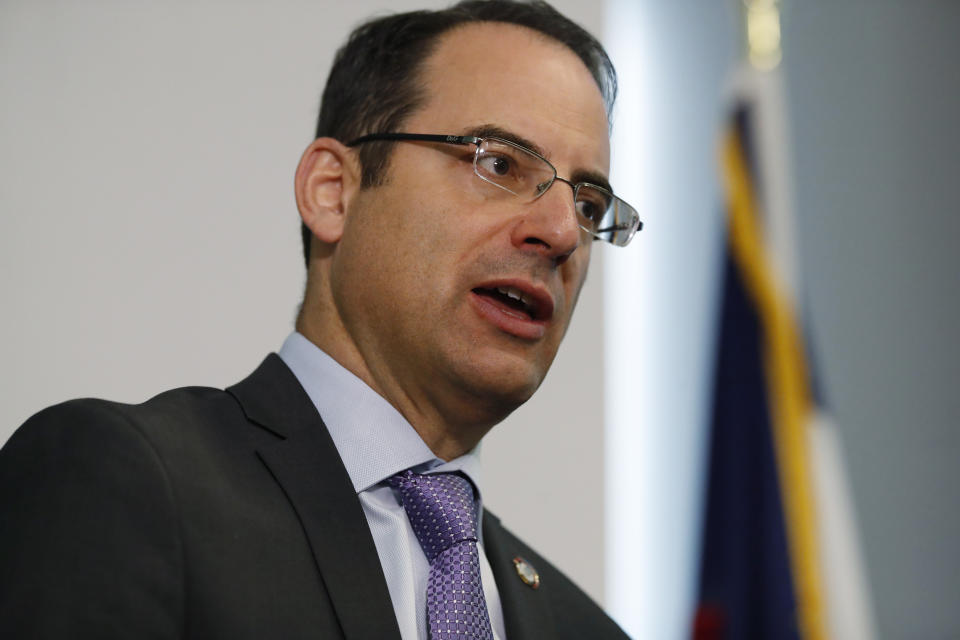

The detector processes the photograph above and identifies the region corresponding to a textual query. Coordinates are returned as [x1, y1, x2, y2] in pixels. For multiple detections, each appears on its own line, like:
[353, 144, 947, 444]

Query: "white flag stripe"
[809, 413, 878, 640]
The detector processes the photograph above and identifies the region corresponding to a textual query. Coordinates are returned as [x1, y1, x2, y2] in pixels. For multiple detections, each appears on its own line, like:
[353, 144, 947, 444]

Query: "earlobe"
[294, 137, 356, 245]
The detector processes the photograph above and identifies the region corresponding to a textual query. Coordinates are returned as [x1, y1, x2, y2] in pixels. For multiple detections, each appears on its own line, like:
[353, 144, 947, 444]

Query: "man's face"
[330, 22, 610, 425]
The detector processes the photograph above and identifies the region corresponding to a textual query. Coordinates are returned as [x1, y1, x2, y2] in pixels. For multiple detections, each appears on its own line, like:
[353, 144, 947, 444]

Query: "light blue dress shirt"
[278, 332, 506, 640]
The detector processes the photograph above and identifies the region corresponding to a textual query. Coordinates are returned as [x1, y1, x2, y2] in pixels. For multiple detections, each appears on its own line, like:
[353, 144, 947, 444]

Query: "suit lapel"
[228, 355, 402, 640]
[483, 511, 557, 640]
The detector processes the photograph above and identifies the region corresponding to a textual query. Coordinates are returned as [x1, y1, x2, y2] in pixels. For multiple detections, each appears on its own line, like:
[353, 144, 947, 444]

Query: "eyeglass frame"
[345, 132, 642, 247]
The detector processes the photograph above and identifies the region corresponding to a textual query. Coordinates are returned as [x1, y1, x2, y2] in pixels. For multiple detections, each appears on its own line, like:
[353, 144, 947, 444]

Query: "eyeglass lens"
[473, 138, 639, 247]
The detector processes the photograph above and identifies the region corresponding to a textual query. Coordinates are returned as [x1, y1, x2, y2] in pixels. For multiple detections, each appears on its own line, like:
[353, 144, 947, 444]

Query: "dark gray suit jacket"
[0, 354, 628, 639]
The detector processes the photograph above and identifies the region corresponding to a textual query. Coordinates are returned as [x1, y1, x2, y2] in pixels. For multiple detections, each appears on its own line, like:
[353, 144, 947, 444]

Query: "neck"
[296, 298, 504, 462]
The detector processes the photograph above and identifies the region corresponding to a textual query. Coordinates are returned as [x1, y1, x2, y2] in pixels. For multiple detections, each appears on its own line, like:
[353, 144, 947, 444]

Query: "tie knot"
[389, 470, 480, 562]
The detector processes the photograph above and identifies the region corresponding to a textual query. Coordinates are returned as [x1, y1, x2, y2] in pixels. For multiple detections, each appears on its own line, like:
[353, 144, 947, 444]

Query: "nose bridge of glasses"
[527, 174, 586, 241]
[549, 175, 578, 199]
[547, 176, 593, 222]
[530, 173, 561, 201]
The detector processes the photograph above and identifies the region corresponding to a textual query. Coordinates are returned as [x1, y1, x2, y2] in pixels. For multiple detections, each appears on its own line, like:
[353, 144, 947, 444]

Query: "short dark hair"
[301, 0, 617, 266]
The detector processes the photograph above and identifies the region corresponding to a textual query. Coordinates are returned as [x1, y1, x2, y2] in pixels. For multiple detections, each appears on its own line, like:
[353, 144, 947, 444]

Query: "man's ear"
[294, 137, 358, 244]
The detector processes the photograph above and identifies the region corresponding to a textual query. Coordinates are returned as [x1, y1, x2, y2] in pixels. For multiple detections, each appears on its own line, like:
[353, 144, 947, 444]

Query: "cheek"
[378, 200, 466, 306]
[563, 248, 591, 306]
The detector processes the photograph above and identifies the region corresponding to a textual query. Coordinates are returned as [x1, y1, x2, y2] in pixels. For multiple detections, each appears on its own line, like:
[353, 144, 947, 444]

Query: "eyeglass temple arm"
[346, 133, 482, 147]
[594, 220, 643, 234]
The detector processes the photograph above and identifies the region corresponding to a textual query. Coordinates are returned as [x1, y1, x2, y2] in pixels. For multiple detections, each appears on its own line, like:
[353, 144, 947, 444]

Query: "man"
[0, 1, 640, 638]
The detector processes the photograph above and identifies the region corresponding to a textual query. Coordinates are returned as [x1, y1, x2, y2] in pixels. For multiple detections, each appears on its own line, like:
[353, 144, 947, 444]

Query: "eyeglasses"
[346, 133, 642, 247]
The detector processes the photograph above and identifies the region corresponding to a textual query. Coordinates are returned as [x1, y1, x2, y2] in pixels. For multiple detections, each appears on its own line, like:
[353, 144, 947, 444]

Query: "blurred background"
[1, 1, 957, 638]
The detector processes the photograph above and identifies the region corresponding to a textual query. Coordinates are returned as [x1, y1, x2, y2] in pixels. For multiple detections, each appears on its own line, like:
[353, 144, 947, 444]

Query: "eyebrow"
[461, 123, 614, 194]
[570, 168, 613, 195]
[462, 124, 545, 157]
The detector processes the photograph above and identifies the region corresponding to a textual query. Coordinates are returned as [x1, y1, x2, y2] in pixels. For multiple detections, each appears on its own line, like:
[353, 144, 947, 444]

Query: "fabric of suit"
[0, 354, 628, 639]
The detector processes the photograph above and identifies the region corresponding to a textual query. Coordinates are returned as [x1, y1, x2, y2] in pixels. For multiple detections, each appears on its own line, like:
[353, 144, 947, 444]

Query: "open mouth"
[471, 285, 545, 322]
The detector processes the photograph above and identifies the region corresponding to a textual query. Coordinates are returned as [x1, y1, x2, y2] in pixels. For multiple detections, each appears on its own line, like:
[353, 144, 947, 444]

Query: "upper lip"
[472, 278, 555, 322]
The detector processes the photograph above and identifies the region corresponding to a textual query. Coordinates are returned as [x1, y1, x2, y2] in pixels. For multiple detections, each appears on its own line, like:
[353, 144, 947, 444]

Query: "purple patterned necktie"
[389, 470, 495, 640]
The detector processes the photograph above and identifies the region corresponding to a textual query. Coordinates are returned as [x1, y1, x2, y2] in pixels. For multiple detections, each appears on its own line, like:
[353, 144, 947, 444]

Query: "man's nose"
[509, 184, 583, 264]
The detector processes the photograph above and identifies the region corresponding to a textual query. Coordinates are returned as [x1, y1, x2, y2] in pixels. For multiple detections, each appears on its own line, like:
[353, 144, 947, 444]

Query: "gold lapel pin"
[512, 556, 540, 589]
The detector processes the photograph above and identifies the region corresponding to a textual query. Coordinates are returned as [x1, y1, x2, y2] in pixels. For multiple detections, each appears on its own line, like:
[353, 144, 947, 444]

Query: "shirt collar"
[277, 332, 483, 496]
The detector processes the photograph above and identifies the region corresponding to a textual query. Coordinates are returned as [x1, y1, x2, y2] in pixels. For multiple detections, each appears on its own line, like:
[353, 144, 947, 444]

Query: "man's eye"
[477, 154, 514, 177]
[576, 200, 597, 221]
[575, 188, 613, 223]
[576, 199, 605, 222]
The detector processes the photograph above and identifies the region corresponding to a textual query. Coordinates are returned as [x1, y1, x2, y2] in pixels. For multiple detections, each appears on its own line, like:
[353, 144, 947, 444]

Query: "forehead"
[408, 22, 610, 174]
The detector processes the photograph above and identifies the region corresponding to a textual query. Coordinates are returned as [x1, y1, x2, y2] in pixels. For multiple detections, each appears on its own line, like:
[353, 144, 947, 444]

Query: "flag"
[691, 60, 877, 640]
